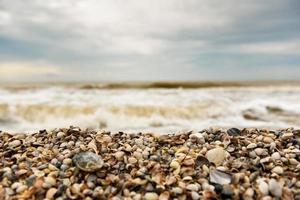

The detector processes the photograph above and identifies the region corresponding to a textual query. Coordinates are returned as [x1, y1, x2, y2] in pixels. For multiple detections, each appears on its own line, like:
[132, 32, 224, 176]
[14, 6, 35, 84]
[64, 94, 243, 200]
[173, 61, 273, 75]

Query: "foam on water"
[0, 86, 300, 133]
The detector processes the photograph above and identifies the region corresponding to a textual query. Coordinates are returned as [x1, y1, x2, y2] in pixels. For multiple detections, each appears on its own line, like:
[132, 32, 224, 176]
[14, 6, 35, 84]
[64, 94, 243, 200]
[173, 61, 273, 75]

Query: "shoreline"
[1, 80, 300, 90]
[0, 127, 299, 199]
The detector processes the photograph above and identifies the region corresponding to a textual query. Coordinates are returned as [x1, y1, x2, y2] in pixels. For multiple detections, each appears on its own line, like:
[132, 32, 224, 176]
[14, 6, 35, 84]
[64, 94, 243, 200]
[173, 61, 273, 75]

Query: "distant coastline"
[1, 80, 300, 90]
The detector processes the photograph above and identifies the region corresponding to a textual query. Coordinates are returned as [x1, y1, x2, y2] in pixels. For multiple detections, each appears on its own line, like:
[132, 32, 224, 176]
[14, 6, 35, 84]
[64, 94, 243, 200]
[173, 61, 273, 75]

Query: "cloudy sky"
[0, 0, 300, 82]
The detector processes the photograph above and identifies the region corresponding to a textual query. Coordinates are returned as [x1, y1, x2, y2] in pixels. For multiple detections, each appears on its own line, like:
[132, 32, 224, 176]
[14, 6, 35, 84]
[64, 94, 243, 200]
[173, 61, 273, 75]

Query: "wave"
[0, 86, 300, 133]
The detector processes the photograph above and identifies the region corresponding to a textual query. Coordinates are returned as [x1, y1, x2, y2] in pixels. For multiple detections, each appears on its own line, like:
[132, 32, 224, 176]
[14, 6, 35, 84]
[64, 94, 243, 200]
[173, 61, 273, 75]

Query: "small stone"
[48, 164, 58, 171]
[247, 143, 257, 149]
[289, 158, 299, 165]
[71, 183, 81, 195]
[16, 185, 28, 194]
[243, 188, 254, 199]
[258, 180, 269, 196]
[221, 185, 233, 198]
[186, 184, 199, 191]
[206, 147, 227, 166]
[271, 166, 283, 175]
[191, 191, 200, 200]
[9, 140, 21, 148]
[183, 158, 195, 166]
[263, 137, 274, 144]
[63, 158, 72, 165]
[171, 187, 183, 194]
[46, 188, 58, 199]
[269, 179, 282, 197]
[114, 151, 125, 161]
[57, 132, 65, 139]
[44, 176, 56, 187]
[158, 191, 170, 200]
[271, 152, 281, 160]
[16, 169, 28, 176]
[170, 160, 180, 169]
[11, 182, 22, 190]
[144, 192, 159, 200]
[189, 132, 205, 144]
[282, 132, 293, 140]
[128, 157, 138, 164]
[254, 148, 267, 156]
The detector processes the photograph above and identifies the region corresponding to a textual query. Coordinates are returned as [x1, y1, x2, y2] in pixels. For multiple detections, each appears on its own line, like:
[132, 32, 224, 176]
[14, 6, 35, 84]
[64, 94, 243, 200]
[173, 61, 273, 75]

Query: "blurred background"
[0, 0, 300, 133]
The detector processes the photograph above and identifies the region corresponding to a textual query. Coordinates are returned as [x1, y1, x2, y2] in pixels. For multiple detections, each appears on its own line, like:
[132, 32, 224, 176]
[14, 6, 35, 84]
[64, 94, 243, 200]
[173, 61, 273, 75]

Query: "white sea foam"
[0, 86, 300, 133]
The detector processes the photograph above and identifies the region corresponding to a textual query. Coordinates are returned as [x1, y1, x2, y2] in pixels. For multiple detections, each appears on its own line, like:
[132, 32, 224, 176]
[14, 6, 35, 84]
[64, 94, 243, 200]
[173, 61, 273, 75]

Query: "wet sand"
[0, 127, 299, 199]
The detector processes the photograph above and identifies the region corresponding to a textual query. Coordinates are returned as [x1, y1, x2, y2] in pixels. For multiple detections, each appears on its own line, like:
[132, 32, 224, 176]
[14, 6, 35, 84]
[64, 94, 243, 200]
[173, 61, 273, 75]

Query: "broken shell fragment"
[209, 169, 232, 185]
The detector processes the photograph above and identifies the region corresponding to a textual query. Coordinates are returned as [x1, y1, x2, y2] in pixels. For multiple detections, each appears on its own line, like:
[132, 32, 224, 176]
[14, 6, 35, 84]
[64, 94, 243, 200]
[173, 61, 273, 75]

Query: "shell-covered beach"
[1, 127, 299, 200]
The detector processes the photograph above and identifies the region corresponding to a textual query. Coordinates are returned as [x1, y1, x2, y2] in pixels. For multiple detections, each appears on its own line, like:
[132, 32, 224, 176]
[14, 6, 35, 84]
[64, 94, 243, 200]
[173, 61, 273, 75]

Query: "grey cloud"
[0, 0, 299, 81]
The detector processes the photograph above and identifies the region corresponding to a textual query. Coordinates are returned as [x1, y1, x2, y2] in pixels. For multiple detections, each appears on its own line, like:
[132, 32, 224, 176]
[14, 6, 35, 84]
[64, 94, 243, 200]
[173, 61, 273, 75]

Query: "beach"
[0, 127, 299, 199]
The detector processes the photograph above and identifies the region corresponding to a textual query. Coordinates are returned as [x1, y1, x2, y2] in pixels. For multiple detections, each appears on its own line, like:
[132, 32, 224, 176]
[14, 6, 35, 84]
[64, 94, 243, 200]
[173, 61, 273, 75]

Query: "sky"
[0, 0, 300, 82]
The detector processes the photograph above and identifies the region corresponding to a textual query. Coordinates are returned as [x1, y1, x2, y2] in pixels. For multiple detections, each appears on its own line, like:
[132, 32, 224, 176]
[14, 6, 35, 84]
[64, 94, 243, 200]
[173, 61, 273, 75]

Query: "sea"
[0, 81, 300, 133]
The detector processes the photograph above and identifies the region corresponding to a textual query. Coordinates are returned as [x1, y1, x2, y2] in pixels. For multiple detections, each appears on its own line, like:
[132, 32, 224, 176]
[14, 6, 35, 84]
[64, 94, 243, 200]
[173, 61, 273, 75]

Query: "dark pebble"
[221, 185, 234, 198]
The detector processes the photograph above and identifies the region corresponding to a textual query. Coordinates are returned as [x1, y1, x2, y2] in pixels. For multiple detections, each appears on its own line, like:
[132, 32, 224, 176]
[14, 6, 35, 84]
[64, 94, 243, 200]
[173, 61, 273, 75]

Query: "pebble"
[172, 187, 183, 194]
[128, 157, 138, 164]
[16, 169, 28, 176]
[46, 188, 58, 199]
[269, 179, 282, 197]
[206, 147, 226, 166]
[271, 166, 283, 175]
[16, 185, 28, 194]
[191, 191, 200, 200]
[9, 140, 21, 148]
[144, 192, 159, 200]
[263, 137, 274, 144]
[221, 185, 234, 198]
[247, 143, 257, 149]
[254, 148, 267, 156]
[44, 176, 57, 187]
[57, 132, 65, 139]
[170, 160, 180, 169]
[158, 191, 169, 200]
[114, 151, 125, 161]
[63, 158, 72, 165]
[271, 152, 281, 160]
[258, 180, 269, 196]
[282, 132, 293, 140]
[186, 184, 199, 191]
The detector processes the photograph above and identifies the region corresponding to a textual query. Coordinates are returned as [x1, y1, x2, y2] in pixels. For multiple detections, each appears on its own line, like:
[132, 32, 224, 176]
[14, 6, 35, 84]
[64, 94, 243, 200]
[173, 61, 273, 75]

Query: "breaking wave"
[0, 85, 300, 133]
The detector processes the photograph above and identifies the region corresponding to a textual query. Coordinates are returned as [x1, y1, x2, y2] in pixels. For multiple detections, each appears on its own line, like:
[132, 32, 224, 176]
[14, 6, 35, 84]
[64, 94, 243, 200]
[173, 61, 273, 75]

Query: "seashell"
[73, 152, 104, 172]
[195, 155, 210, 168]
[209, 170, 232, 185]
[227, 128, 241, 136]
[206, 147, 227, 166]
[88, 139, 98, 154]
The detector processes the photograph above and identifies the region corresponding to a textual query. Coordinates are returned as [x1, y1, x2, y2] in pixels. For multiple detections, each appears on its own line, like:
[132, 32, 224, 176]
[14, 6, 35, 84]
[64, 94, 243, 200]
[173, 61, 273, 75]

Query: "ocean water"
[0, 84, 300, 133]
